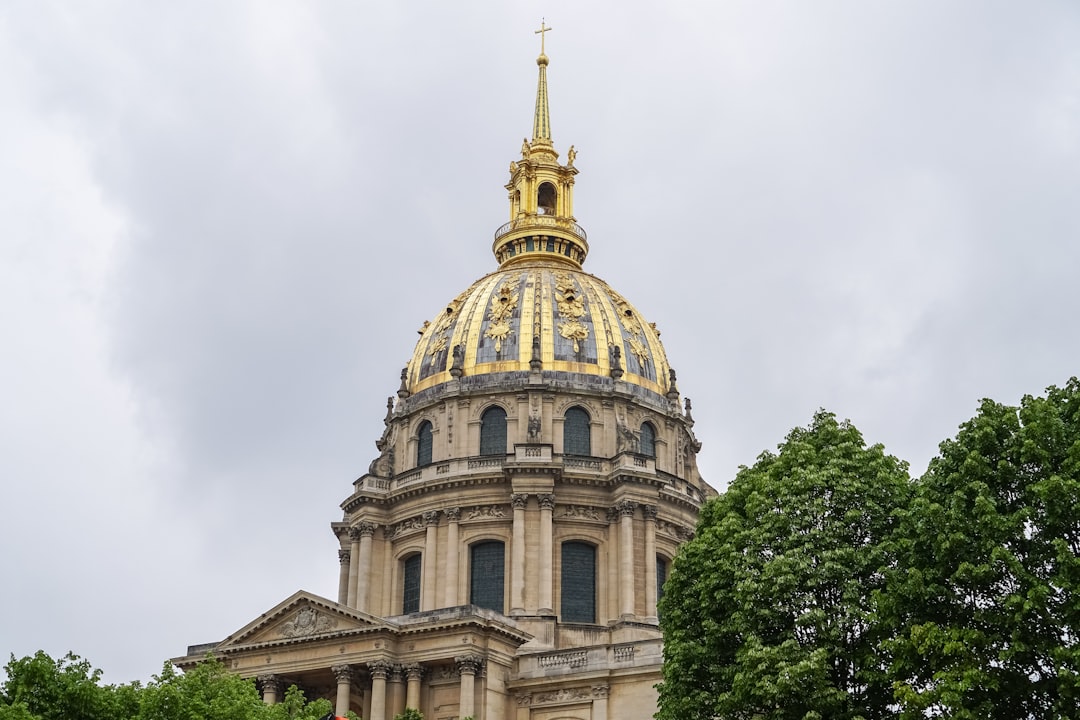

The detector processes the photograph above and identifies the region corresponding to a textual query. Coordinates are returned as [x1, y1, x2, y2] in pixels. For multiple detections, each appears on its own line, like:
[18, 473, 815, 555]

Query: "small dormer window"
[537, 182, 556, 215]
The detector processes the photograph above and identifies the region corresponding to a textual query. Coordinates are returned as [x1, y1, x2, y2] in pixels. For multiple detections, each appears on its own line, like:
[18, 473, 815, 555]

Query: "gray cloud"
[1, 0, 1077, 683]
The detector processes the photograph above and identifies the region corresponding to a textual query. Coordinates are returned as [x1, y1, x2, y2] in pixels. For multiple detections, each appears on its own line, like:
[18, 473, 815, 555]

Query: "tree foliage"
[884, 378, 1080, 718]
[1, 653, 333, 720]
[657, 410, 911, 720]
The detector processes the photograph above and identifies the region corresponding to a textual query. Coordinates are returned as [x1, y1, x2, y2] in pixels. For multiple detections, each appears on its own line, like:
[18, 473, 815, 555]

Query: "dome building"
[176, 31, 714, 720]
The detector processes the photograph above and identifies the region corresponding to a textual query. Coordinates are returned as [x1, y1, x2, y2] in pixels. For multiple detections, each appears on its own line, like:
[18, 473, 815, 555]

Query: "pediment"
[217, 591, 385, 649]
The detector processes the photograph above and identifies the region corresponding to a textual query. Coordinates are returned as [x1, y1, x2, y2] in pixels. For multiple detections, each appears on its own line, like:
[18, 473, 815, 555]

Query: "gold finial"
[535, 19, 552, 57]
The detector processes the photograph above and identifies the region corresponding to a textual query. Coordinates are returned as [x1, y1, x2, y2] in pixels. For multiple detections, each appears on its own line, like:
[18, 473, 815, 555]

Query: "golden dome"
[405, 260, 672, 399]
[402, 35, 676, 405]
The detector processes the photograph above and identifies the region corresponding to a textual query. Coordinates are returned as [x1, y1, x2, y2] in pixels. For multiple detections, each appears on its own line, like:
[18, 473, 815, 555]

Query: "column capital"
[357, 520, 378, 537]
[454, 654, 485, 676]
[642, 504, 658, 521]
[423, 510, 440, 527]
[402, 662, 424, 681]
[388, 664, 405, 683]
[257, 674, 283, 694]
[511, 493, 529, 510]
[592, 684, 610, 698]
[338, 549, 351, 565]
[444, 506, 461, 522]
[537, 493, 556, 511]
[348, 525, 362, 541]
[368, 659, 393, 679]
[606, 506, 619, 524]
[331, 664, 354, 683]
[616, 499, 638, 517]
[516, 692, 533, 706]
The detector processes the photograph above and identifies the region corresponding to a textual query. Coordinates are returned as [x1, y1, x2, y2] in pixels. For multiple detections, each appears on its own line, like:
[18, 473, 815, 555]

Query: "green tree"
[884, 379, 1080, 718]
[2, 652, 337, 720]
[136, 659, 267, 720]
[0, 651, 138, 720]
[657, 411, 911, 720]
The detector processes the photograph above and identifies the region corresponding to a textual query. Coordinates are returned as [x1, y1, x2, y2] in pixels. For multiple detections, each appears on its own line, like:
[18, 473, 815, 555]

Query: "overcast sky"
[2, 1, 1078, 684]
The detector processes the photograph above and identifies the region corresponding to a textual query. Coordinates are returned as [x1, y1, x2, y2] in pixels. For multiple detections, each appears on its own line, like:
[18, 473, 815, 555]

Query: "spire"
[492, 23, 587, 268]
[532, 20, 552, 144]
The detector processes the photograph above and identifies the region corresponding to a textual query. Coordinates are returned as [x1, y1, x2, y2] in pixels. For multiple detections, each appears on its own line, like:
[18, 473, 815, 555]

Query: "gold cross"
[535, 19, 552, 54]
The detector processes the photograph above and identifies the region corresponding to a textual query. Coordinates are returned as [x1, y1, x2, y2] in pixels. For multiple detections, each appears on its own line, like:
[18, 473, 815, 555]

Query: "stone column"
[356, 521, 377, 613]
[337, 549, 351, 605]
[443, 507, 461, 607]
[455, 655, 484, 720]
[332, 664, 353, 716]
[617, 500, 637, 620]
[388, 664, 405, 718]
[403, 663, 423, 711]
[538, 493, 555, 614]
[592, 684, 610, 720]
[422, 510, 440, 610]
[643, 504, 659, 622]
[257, 674, 282, 705]
[367, 660, 392, 720]
[347, 526, 362, 607]
[510, 493, 528, 615]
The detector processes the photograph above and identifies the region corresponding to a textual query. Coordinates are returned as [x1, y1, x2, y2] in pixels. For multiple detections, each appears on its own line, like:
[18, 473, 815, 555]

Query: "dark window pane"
[402, 554, 421, 614]
[657, 556, 668, 606]
[470, 541, 505, 613]
[563, 406, 591, 456]
[640, 422, 656, 457]
[561, 541, 596, 623]
[417, 421, 433, 467]
[480, 406, 507, 456]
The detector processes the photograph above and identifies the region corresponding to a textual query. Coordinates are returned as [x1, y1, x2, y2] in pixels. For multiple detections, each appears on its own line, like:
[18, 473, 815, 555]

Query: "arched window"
[470, 541, 505, 613]
[537, 182, 557, 215]
[402, 553, 421, 614]
[479, 406, 507, 456]
[416, 420, 433, 467]
[561, 541, 596, 623]
[657, 555, 668, 607]
[639, 421, 656, 457]
[563, 406, 591, 456]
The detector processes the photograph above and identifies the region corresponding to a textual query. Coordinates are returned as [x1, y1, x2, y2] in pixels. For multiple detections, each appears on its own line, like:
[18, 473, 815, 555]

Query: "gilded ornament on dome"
[484, 280, 520, 353]
[558, 320, 589, 353]
[628, 335, 650, 367]
[554, 272, 586, 319]
[554, 272, 589, 352]
[428, 334, 448, 357]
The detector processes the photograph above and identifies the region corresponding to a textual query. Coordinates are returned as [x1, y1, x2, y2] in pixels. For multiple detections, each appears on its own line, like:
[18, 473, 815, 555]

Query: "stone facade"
[175, 36, 715, 720]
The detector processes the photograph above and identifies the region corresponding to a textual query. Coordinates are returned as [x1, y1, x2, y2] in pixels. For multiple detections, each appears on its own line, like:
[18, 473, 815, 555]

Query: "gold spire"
[532, 20, 552, 144]
[493, 24, 586, 269]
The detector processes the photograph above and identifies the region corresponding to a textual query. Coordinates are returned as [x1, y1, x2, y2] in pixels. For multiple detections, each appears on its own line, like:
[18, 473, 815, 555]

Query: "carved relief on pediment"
[279, 607, 337, 638]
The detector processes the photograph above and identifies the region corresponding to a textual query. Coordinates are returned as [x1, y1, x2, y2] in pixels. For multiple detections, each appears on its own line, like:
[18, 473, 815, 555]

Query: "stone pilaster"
[422, 510, 440, 610]
[592, 684, 610, 720]
[617, 500, 637, 619]
[643, 504, 659, 622]
[511, 493, 528, 614]
[538, 493, 555, 614]
[443, 507, 461, 607]
[337, 548, 351, 606]
[347, 526, 362, 607]
[356, 521, 377, 613]
[515, 692, 532, 720]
